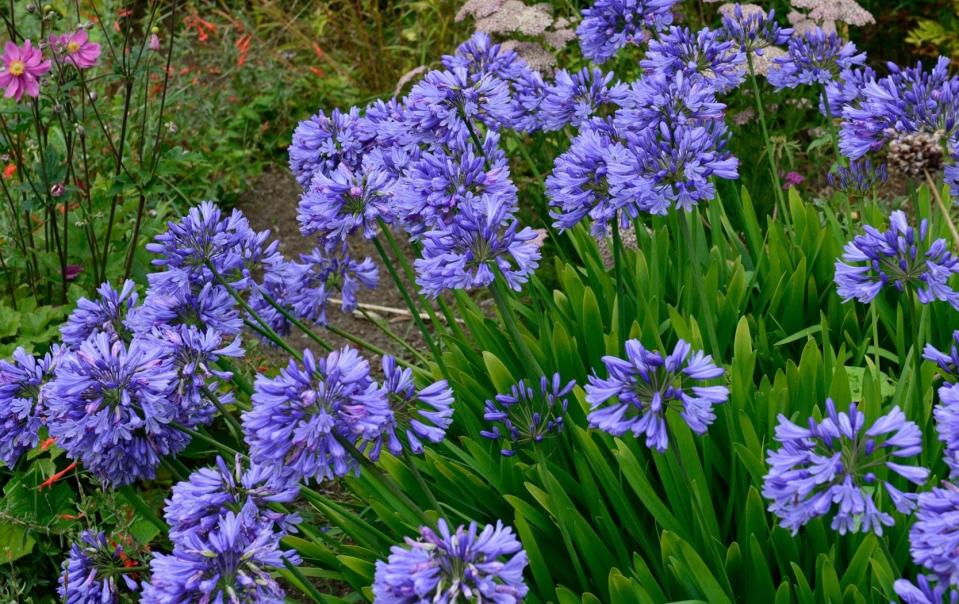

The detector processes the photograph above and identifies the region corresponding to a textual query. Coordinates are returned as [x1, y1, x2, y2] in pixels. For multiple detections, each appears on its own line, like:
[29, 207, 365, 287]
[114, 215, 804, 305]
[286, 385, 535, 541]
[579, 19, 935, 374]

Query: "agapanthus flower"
[243, 347, 390, 483]
[415, 195, 542, 297]
[147, 201, 279, 291]
[0, 346, 62, 468]
[539, 67, 629, 132]
[576, 0, 677, 64]
[289, 107, 365, 189]
[286, 247, 378, 326]
[165, 455, 300, 544]
[442, 32, 544, 132]
[247, 257, 309, 338]
[610, 119, 738, 214]
[361, 355, 454, 461]
[821, 65, 876, 117]
[720, 5, 792, 57]
[394, 131, 517, 237]
[768, 27, 865, 90]
[931, 384, 959, 479]
[642, 26, 745, 93]
[762, 400, 928, 535]
[908, 482, 959, 586]
[127, 280, 242, 337]
[372, 518, 528, 603]
[834, 210, 959, 308]
[546, 128, 629, 236]
[839, 57, 959, 162]
[481, 373, 574, 456]
[141, 501, 299, 604]
[50, 30, 101, 70]
[586, 339, 728, 451]
[58, 531, 140, 603]
[404, 68, 516, 145]
[895, 574, 959, 604]
[145, 325, 243, 426]
[61, 280, 138, 346]
[614, 72, 727, 136]
[0, 40, 50, 101]
[298, 162, 393, 248]
[46, 333, 187, 486]
[826, 158, 887, 194]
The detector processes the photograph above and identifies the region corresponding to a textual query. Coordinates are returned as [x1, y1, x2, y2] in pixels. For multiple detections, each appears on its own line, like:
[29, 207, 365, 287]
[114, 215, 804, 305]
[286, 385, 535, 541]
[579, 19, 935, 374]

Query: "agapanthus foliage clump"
[834, 210, 959, 308]
[481, 373, 575, 456]
[372, 518, 529, 603]
[586, 339, 728, 452]
[763, 401, 928, 535]
[243, 347, 390, 483]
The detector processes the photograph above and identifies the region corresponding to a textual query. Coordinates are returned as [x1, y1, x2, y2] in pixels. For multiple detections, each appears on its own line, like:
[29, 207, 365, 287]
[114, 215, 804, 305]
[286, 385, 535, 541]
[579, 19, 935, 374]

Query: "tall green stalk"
[746, 54, 787, 221]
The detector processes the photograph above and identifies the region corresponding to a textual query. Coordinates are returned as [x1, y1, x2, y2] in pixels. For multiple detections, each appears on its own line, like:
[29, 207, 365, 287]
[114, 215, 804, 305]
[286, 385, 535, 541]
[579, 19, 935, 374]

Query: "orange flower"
[310, 66, 325, 78]
[184, 14, 217, 43]
[312, 42, 325, 61]
[235, 33, 252, 67]
[38, 461, 77, 490]
[2, 163, 16, 179]
[39, 437, 56, 450]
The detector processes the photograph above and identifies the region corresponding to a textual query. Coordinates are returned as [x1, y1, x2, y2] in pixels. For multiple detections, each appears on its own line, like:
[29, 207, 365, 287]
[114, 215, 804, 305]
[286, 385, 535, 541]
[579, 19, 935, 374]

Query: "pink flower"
[782, 171, 805, 189]
[148, 34, 161, 52]
[64, 265, 83, 281]
[0, 40, 51, 101]
[50, 30, 101, 69]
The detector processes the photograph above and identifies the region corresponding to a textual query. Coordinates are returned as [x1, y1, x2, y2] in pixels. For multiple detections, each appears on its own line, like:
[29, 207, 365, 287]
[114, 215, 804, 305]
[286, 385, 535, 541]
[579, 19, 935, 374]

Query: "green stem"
[871, 302, 881, 375]
[489, 276, 542, 377]
[679, 211, 720, 354]
[253, 287, 334, 352]
[746, 54, 787, 221]
[612, 218, 628, 344]
[407, 453, 441, 514]
[820, 85, 844, 169]
[202, 385, 245, 444]
[904, 294, 924, 419]
[283, 559, 327, 604]
[379, 221, 450, 340]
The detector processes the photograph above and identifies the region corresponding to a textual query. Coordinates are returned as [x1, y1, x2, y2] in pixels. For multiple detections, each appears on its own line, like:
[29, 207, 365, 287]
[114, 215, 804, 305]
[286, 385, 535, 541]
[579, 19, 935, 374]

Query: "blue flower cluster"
[576, 0, 678, 64]
[481, 373, 575, 456]
[286, 33, 562, 298]
[768, 27, 865, 90]
[763, 400, 928, 535]
[372, 518, 528, 603]
[58, 530, 143, 602]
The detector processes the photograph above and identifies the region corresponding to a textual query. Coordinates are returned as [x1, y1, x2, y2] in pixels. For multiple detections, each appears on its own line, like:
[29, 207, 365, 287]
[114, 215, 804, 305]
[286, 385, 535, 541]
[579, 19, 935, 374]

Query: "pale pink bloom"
[50, 30, 101, 69]
[0, 40, 51, 101]
[148, 34, 161, 52]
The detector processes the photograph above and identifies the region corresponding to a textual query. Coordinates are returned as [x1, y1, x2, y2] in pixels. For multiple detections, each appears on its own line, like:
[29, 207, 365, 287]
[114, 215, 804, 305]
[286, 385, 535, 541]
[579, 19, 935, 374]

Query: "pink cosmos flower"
[0, 40, 51, 101]
[50, 30, 101, 69]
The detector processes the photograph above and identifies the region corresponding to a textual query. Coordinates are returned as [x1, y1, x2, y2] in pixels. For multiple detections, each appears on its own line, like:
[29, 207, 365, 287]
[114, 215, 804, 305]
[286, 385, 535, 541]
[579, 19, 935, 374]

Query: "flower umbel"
[481, 373, 575, 456]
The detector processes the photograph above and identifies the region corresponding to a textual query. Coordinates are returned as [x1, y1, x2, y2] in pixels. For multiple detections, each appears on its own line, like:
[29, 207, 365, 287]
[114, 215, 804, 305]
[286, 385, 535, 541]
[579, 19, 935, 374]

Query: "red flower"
[2, 163, 15, 179]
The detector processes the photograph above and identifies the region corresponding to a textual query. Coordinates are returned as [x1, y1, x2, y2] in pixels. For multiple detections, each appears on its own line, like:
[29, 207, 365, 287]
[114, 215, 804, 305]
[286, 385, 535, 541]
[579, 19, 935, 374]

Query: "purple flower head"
[247, 256, 309, 339]
[405, 68, 516, 146]
[289, 107, 365, 189]
[720, 5, 792, 56]
[834, 210, 959, 308]
[586, 339, 728, 451]
[481, 373, 575, 457]
[908, 482, 959, 586]
[49, 30, 101, 70]
[145, 325, 243, 426]
[414, 196, 542, 298]
[610, 120, 738, 214]
[826, 158, 887, 195]
[285, 247, 378, 326]
[931, 384, 959, 479]
[128, 279, 242, 338]
[61, 280, 138, 346]
[821, 66, 876, 117]
[0, 40, 51, 102]
[165, 455, 300, 544]
[576, 0, 678, 64]
[58, 531, 140, 602]
[614, 71, 727, 139]
[539, 67, 630, 132]
[243, 347, 390, 483]
[362, 355, 455, 461]
[372, 518, 528, 603]
[762, 401, 928, 536]
[840, 57, 959, 161]
[442, 32, 547, 133]
[141, 501, 299, 604]
[546, 128, 629, 237]
[895, 575, 959, 604]
[642, 26, 746, 94]
[768, 27, 866, 90]
[298, 162, 393, 249]
[147, 201, 279, 291]
[46, 333, 187, 486]
[394, 131, 517, 238]
[0, 346, 62, 468]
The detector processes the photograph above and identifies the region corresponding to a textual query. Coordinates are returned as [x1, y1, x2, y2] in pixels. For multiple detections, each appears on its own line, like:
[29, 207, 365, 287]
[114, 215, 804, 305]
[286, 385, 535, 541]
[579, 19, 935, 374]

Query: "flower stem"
[746, 54, 787, 222]
[612, 218, 628, 344]
[679, 211, 720, 354]
[489, 276, 542, 378]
